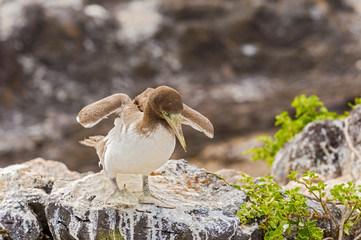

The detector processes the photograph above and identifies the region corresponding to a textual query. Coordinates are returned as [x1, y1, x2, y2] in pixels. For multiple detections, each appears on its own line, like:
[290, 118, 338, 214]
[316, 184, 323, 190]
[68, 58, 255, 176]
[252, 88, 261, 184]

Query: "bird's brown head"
[149, 86, 183, 116]
[148, 86, 187, 152]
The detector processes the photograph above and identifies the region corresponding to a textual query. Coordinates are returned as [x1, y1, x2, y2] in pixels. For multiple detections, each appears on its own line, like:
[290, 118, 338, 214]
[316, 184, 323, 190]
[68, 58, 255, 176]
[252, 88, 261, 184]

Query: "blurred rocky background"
[1, 0, 361, 176]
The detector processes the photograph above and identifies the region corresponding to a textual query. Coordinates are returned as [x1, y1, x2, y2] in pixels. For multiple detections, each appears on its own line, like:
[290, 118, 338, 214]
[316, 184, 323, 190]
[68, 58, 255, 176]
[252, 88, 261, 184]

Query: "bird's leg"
[110, 178, 120, 194]
[138, 175, 175, 208]
[106, 178, 138, 206]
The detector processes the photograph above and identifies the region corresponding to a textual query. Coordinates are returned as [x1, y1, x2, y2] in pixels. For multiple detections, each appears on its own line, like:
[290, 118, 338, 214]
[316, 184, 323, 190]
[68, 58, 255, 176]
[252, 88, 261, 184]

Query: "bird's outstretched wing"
[182, 104, 214, 138]
[134, 87, 155, 112]
[77, 93, 131, 128]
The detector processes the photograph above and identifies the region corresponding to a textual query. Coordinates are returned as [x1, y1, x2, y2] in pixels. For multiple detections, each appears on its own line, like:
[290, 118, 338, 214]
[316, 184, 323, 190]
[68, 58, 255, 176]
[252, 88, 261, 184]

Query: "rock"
[0, 189, 48, 240]
[46, 159, 248, 239]
[0, 158, 83, 195]
[0, 158, 84, 240]
[1, 158, 270, 239]
[21, 158, 85, 180]
[272, 105, 361, 184]
[271, 119, 345, 184]
[343, 104, 361, 179]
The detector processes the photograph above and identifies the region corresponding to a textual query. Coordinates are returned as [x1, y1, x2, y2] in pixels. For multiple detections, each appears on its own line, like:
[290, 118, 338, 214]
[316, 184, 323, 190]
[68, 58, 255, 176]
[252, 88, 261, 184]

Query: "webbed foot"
[139, 175, 175, 208]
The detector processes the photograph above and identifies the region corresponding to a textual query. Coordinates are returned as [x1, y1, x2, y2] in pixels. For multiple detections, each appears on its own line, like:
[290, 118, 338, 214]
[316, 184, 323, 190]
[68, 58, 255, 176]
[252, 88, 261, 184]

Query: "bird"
[77, 86, 214, 207]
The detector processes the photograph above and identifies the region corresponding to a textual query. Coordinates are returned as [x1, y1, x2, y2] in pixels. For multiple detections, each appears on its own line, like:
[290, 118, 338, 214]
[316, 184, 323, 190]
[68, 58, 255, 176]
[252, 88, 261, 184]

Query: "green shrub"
[245, 95, 361, 166]
[235, 171, 361, 239]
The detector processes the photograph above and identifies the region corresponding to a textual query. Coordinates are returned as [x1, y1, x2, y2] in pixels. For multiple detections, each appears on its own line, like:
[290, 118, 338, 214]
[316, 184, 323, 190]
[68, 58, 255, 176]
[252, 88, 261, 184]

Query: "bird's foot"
[138, 193, 175, 208]
[106, 189, 138, 206]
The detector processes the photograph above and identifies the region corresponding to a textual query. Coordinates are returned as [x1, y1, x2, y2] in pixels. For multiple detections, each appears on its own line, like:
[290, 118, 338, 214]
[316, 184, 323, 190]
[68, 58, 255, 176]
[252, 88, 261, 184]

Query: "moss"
[98, 230, 125, 240]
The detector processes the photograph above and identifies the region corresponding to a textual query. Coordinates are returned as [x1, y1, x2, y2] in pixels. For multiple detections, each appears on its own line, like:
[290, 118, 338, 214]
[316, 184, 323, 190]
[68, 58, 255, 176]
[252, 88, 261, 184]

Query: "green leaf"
[308, 186, 320, 193]
[344, 221, 354, 235]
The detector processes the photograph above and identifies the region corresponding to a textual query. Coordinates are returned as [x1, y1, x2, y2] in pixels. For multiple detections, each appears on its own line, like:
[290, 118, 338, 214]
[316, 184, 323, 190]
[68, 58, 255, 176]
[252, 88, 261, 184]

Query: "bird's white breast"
[104, 117, 175, 178]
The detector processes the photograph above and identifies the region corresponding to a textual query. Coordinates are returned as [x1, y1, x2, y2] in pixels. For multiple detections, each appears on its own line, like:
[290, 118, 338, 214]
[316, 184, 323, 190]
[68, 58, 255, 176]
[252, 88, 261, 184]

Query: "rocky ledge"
[0, 158, 265, 240]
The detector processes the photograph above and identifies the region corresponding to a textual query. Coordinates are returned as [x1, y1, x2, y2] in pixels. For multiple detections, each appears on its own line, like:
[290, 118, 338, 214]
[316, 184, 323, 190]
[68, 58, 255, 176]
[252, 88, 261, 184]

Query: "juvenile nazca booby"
[77, 86, 214, 207]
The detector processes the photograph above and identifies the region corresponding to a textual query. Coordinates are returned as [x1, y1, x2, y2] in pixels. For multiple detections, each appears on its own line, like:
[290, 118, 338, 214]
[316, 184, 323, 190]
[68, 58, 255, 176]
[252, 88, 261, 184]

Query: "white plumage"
[104, 117, 175, 178]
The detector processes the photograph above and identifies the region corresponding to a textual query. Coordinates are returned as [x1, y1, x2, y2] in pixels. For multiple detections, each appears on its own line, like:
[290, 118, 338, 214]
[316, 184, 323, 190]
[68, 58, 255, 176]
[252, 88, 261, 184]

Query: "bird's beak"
[162, 113, 187, 152]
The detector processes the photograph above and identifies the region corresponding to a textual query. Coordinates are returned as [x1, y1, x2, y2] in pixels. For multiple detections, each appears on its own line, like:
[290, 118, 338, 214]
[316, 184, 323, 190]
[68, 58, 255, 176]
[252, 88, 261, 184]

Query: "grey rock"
[271, 119, 345, 184]
[272, 105, 361, 184]
[233, 223, 264, 240]
[46, 159, 247, 240]
[1, 158, 262, 240]
[0, 158, 83, 195]
[0, 158, 84, 240]
[0, 189, 48, 240]
[343, 105, 361, 180]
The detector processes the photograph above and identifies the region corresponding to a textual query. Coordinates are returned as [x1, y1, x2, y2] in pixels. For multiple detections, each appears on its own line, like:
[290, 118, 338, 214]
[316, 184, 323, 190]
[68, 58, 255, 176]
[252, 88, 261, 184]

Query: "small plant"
[236, 174, 323, 240]
[236, 171, 361, 239]
[346, 96, 361, 112]
[290, 171, 361, 239]
[245, 95, 360, 166]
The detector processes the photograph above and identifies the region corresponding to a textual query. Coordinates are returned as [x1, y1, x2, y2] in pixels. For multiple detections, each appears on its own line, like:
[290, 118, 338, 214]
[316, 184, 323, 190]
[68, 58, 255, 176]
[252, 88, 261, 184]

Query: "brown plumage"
[77, 93, 131, 128]
[133, 87, 214, 138]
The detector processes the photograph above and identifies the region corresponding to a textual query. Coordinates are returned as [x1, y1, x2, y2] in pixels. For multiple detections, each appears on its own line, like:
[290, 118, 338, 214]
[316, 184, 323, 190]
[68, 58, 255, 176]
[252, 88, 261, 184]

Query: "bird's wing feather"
[182, 104, 214, 138]
[77, 93, 131, 128]
[133, 87, 155, 112]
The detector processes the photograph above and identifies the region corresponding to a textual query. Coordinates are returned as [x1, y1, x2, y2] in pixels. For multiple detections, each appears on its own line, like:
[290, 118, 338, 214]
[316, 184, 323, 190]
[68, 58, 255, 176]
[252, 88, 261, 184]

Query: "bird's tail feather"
[79, 135, 105, 147]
